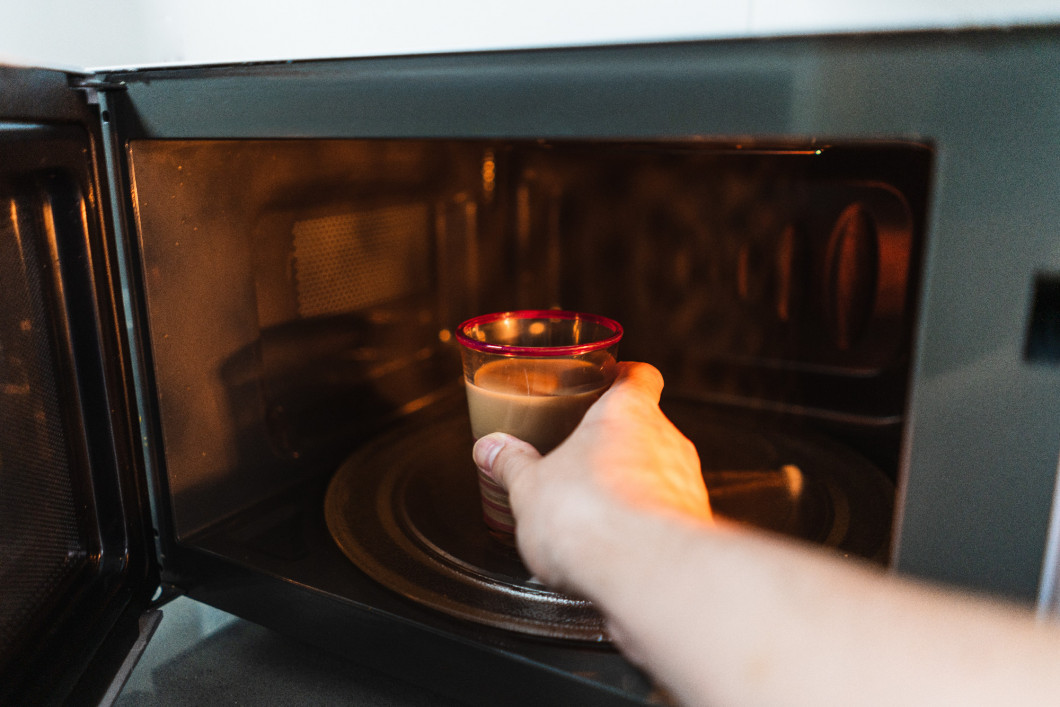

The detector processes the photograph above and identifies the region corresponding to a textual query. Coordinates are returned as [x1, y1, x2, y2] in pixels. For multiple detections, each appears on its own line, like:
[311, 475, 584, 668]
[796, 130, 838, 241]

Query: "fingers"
[473, 432, 541, 491]
[471, 362, 666, 492]
[606, 361, 665, 405]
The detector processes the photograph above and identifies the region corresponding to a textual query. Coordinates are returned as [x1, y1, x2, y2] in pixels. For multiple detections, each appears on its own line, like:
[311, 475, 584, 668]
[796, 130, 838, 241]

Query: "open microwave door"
[0, 66, 159, 705]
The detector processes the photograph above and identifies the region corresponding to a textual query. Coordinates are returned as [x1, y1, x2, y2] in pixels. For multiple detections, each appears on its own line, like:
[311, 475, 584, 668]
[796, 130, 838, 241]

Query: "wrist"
[566, 503, 713, 621]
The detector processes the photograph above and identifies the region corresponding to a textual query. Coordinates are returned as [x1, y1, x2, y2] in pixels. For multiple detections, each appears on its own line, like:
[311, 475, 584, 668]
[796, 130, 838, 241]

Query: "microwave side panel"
[882, 33, 1060, 603]
[123, 138, 485, 538]
[104, 32, 1060, 604]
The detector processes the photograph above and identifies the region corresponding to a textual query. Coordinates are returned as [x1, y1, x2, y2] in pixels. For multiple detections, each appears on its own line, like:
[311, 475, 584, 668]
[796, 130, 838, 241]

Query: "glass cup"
[456, 310, 623, 539]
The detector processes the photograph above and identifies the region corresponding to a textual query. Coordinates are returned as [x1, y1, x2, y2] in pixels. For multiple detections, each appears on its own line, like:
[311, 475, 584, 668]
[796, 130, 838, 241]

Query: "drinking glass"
[456, 310, 623, 538]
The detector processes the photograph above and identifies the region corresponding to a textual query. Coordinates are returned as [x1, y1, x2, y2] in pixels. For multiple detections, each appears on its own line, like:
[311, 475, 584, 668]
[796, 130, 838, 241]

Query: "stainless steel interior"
[128, 138, 929, 543]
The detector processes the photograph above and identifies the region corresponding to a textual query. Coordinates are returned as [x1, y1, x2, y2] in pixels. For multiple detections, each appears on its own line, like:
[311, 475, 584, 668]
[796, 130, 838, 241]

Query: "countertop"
[115, 596, 466, 705]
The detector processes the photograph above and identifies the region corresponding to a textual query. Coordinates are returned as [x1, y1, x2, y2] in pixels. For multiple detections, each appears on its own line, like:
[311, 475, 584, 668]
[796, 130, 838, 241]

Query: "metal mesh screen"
[0, 193, 90, 662]
[291, 204, 431, 318]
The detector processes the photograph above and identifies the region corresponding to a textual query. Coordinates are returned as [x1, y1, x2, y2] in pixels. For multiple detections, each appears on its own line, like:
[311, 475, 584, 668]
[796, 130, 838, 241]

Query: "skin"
[473, 362, 1060, 707]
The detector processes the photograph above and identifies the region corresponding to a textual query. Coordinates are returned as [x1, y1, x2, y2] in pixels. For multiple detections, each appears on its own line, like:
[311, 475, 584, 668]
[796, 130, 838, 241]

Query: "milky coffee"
[467, 357, 613, 536]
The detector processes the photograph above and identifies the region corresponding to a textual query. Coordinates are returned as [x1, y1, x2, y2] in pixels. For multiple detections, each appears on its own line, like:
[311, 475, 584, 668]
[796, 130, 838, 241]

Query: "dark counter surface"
[116, 596, 465, 705]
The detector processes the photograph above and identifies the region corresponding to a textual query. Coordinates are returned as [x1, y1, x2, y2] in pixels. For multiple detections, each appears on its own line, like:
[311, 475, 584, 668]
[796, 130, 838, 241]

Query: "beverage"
[466, 357, 613, 536]
[466, 357, 612, 453]
[456, 310, 623, 539]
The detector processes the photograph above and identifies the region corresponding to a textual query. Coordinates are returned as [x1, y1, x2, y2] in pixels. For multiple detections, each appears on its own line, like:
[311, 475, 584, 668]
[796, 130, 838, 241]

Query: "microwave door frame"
[0, 66, 161, 704]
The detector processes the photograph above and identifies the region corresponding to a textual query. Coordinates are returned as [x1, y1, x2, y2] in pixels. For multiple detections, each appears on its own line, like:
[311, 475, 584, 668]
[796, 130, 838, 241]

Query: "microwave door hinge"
[150, 582, 186, 610]
[69, 76, 127, 105]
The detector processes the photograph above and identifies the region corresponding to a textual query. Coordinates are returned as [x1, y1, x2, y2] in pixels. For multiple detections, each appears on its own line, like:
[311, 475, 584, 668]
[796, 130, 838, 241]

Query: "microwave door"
[0, 66, 160, 705]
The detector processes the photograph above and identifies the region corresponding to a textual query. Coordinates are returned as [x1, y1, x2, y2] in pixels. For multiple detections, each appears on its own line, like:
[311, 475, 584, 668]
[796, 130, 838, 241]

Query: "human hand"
[472, 361, 712, 597]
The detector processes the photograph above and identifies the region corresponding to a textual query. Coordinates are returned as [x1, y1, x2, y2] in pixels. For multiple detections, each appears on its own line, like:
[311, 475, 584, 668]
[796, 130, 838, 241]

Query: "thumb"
[472, 432, 541, 492]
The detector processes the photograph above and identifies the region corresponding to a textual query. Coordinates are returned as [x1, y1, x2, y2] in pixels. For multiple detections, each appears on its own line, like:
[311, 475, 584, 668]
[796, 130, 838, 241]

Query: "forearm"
[580, 513, 1060, 707]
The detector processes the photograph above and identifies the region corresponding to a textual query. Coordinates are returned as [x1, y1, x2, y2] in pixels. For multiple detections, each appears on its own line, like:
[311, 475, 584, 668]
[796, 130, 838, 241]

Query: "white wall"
[2, 1, 173, 70]
[3, 0, 1060, 72]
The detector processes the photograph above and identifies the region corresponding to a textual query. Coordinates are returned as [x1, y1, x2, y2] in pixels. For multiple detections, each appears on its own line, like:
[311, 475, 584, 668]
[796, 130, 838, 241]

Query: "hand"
[472, 361, 712, 596]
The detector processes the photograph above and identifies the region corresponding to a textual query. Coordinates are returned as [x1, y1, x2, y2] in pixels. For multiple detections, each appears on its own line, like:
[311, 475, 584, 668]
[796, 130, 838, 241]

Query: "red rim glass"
[456, 310, 623, 357]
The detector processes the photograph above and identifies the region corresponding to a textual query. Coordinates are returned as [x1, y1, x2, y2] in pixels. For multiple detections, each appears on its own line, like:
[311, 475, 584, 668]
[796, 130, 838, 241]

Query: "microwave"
[3, 26, 1060, 705]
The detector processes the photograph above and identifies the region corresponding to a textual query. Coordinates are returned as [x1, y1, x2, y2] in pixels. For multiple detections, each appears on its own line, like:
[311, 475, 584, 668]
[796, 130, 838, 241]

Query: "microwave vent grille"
[291, 203, 430, 318]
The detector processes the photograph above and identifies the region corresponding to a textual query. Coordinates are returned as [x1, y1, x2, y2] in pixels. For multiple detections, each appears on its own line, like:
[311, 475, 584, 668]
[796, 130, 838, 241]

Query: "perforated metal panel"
[0, 188, 91, 661]
[292, 204, 431, 318]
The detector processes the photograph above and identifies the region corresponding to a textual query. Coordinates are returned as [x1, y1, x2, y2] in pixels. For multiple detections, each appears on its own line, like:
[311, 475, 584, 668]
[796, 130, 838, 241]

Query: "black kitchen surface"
[116, 597, 467, 706]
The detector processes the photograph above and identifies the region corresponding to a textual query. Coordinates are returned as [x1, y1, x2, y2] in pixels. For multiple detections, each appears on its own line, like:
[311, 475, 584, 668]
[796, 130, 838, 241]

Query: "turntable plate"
[324, 393, 893, 640]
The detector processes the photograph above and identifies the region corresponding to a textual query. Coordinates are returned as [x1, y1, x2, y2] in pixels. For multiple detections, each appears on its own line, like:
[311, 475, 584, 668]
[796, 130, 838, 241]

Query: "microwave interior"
[125, 136, 931, 699]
